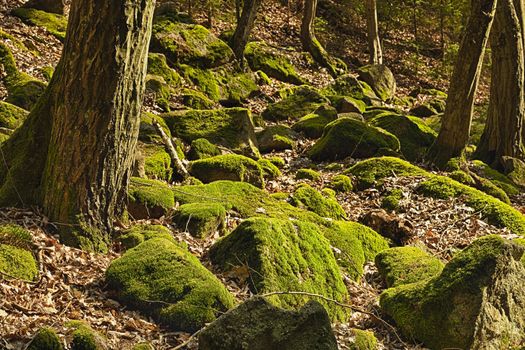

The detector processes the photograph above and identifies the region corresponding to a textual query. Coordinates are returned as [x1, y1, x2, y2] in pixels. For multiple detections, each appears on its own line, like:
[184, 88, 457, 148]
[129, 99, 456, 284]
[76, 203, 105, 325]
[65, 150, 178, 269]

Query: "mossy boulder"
[128, 178, 175, 219]
[0, 43, 47, 110]
[258, 159, 282, 179]
[0, 101, 28, 129]
[138, 112, 171, 143]
[380, 236, 525, 349]
[290, 184, 346, 220]
[209, 218, 350, 321]
[308, 118, 400, 161]
[244, 41, 304, 85]
[357, 65, 396, 101]
[66, 322, 106, 350]
[262, 86, 328, 122]
[139, 143, 172, 181]
[296, 168, 321, 181]
[448, 170, 475, 185]
[471, 160, 521, 196]
[256, 125, 298, 153]
[189, 154, 264, 188]
[117, 224, 173, 250]
[347, 157, 426, 189]
[106, 238, 235, 332]
[198, 297, 337, 350]
[323, 221, 389, 280]
[187, 138, 221, 160]
[151, 15, 233, 68]
[349, 329, 378, 350]
[330, 95, 366, 114]
[375, 246, 444, 288]
[163, 108, 260, 158]
[369, 113, 437, 161]
[145, 74, 172, 111]
[180, 88, 216, 109]
[173, 202, 226, 238]
[292, 105, 338, 139]
[324, 74, 379, 105]
[27, 328, 62, 350]
[11, 8, 67, 41]
[147, 52, 181, 87]
[0, 224, 37, 281]
[328, 174, 353, 193]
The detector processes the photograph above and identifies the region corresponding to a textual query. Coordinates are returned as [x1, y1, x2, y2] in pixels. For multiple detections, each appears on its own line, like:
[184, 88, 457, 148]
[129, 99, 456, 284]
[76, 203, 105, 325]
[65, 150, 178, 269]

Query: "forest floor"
[1, 1, 524, 349]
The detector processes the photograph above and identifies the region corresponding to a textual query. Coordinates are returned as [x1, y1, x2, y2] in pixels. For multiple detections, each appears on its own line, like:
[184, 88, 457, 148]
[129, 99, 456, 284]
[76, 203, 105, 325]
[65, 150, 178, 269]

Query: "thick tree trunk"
[426, 0, 497, 168]
[231, 0, 262, 63]
[474, 0, 525, 171]
[366, 0, 383, 65]
[300, 0, 339, 78]
[0, 0, 155, 251]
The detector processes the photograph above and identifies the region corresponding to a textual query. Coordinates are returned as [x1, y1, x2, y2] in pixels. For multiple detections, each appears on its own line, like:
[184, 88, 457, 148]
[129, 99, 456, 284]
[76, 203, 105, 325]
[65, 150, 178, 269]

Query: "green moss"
[329, 95, 366, 114]
[347, 157, 426, 189]
[308, 118, 400, 161]
[0, 223, 32, 249]
[328, 175, 353, 193]
[189, 154, 264, 188]
[245, 41, 304, 85]
[290, 184, 346, 220]
[40, 66, 54, 81]
[214, 68, 259, 105]
[152, 18, 233, 68]
[324, 74, 378, 104]
[163, 108, 259, 158]
[375, 246, 444, 288]
[268, 156, 286, 168]
[174, 202, 226, 238]
[369, 114, 437, 161]
[258, 159, 282, 179]
[381, 188, 403, 211]
[379, 235, 525, 349]
[11, 8, 67, 41]
[27, 327, 62, 350]
[187, 138, 221, 160]
[0, 238, 37, 281]
[292, 105, 338, 139]
[66, 322, 106, 350]
[179, 64, 220, 101]
[128, 178, 175, 219]
[476, 177, 511, 204]
[296, 168, 321, 181]
[147, 53, 181, 87]
[357, 64, 396, 102]
[262, 86, 328, 122]
[132, 343, 154, 350]
[139, 112, 171, 143]
[449, 170, 475, 185]
[140, 143, 172, 181]
[209, 218, 350, 321]
[106, 238, 235, 332]
[417, 176, 525, 234]
[0, 29, 30, 52]
[350, 329, 378, 350]
[0, 101, 28, 129]
[180, 88, 215, 109]
[118, 224, 173, 250]
[145, 75, 172, 111]
[256, 125, 297, 153]
[472, 160, 520, 196]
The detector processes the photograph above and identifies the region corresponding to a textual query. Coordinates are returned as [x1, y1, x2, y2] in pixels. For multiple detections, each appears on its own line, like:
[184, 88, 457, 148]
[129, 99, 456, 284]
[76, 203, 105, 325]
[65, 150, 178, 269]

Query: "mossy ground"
[106, 238, 235, 332]
[381, 188, 403, 211]
[209, 217, 350, 321]
[11, 8, 67, 41]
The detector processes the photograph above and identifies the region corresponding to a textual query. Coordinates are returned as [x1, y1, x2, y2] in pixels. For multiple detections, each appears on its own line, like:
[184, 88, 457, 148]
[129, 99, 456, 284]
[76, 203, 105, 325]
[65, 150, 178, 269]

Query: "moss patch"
[381, 188, 403, 211]
[147, 53, 181, 87]
[0, 101, 28, 129]
[258, 159, 282, 179]
[209, 218, 350, 321]
[27, 327, 62, 350]
[324, 74, 378, 105]
[328, 175, 353, 193]
[11, 8, 67, 41]
[0, 224, 37, 281]
[106, 238, 235, 332]
[472, 160, 520, 196]
[349, 329, 378, 350]
[128, 178, 175, 219]
[375, 246, 444, 288]
[174, 202, 226, 238]
[308, 118, 400, 161]
[187, 138, 221, 160]
[256, 125, 297, 153]
[290, 184, 347, 220]
[66, 321, 106, 350]
[347, 157, 426, 189]
[262, 86, 328, 122]
[139, 143, 172, 181]
[189, 154, 264, 188]
[296, 168, 321, 181]
[117, 224, 173, 250]
[291, 105, 338, 139]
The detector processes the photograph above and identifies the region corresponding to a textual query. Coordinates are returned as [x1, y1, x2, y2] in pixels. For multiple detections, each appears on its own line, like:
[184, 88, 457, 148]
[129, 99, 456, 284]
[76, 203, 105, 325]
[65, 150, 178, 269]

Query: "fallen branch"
[152, 120, 189, 180]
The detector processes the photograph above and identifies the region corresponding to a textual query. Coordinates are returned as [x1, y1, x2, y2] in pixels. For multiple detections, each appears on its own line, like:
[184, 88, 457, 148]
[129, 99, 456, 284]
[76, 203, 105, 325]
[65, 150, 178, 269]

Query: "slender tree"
[366, 0, 383, 64]
[300, 0, 339, 77]
[475, 0, 525, 172]
[231, 0, 262, 63]
[426, 0, 498, 168]
[0, 0, 155, 251]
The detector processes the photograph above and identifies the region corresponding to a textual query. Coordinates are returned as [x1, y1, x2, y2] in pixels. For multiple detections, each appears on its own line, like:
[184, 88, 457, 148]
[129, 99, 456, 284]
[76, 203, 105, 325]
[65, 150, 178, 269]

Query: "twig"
[152, 120, 189, 180]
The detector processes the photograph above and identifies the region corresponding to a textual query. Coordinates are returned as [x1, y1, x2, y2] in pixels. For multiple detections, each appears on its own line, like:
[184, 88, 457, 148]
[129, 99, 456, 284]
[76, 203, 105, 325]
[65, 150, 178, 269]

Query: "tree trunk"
[426, 0, 498, 168]
[366, 0, 383, 65]
[474, 0, 525, 171]
[231, 0, 262, 63]
[300, 0, 339, 78]
[0, 0, 155, 251]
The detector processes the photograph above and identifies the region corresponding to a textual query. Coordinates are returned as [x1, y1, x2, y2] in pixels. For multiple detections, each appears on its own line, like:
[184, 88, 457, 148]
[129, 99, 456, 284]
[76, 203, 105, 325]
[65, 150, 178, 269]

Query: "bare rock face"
[380, 235, 525, 350]
[198, 297, 338, 350]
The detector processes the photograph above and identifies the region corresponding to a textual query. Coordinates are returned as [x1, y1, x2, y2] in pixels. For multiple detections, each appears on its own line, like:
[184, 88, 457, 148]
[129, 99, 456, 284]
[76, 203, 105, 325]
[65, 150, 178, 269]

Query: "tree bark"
[231, 0, 262, 63]
[474, 0, 525, 171]
[300, 0, 339, 78]
[366, 0, 383, 65]
[426, 0, 498, 168]
[0, 0, 155, 251]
